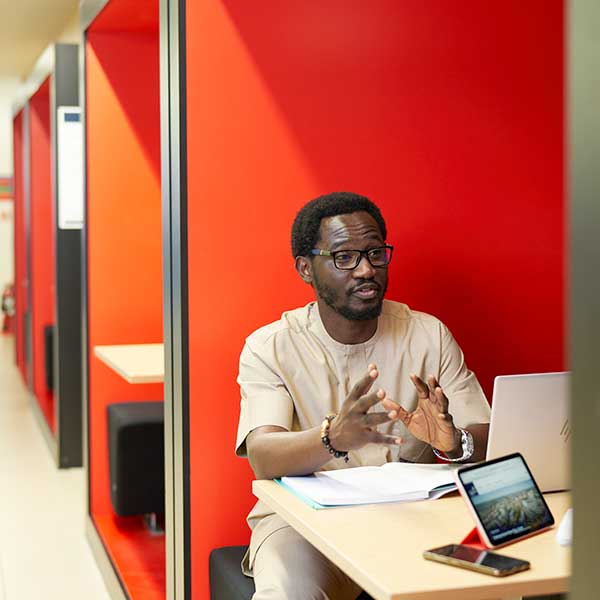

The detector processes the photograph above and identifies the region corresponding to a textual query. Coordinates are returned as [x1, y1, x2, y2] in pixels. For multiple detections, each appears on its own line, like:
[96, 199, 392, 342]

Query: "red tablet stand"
[461, 527, 488, 550]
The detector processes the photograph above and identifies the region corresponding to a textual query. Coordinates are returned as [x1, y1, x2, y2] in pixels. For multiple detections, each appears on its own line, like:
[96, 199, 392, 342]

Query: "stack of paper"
[277, 463, 458, 509]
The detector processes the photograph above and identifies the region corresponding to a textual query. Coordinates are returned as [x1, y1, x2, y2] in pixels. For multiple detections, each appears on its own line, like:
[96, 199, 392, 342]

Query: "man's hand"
[381, 374, 460, 453]
[328, 363, 403, 451]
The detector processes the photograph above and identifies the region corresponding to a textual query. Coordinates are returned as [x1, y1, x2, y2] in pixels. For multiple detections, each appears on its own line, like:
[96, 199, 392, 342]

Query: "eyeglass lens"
[334, 247, 392, 270]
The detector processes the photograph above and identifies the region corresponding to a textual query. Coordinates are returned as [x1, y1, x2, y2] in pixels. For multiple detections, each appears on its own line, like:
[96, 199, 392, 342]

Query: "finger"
[391, 404, 411, 425]
[428, 374, 440, 386]
[434, 385, 449, 412]
[348, 366, 379, 403]
[410, 373, 430, 398]
[369, 431, 403, 445]
[427, 374, 438, 394]
[381, 397, 400, 412]
[355, 387, 386, 412]
[379, 397, 406, 421]
[364, 411, 392, 427]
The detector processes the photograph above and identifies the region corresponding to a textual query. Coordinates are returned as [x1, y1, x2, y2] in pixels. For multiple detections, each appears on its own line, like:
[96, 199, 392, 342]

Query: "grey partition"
[13, 43, 83, 468]
[570, 0, 600, 598]
[52, 43, 83, 467]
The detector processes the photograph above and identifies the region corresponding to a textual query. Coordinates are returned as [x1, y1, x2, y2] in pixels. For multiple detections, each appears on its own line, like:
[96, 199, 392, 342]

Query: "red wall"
[29, 78, 56, 431]
[185, 1, 564, 597]
[86, 12, 163, 597]
[86, 29, 162, 519]
[12, 111, 26, 380]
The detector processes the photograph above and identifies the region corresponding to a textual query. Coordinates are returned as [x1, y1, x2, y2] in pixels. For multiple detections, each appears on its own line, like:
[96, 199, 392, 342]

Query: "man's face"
[310, 211, 388, 321]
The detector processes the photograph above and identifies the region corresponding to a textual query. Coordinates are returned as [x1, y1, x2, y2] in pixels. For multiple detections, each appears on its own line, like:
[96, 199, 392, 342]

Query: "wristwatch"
[432, 428, 474, 462]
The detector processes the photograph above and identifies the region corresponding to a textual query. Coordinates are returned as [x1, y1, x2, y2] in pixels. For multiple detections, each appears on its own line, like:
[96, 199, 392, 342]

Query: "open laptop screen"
[487, 371, 570, 493]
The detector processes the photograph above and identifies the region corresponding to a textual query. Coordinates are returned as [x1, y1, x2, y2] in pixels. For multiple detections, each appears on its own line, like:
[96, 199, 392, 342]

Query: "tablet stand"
[460, 526, 488, 550]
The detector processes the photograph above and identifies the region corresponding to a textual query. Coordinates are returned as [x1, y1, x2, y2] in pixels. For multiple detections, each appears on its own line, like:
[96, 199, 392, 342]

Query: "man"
[235, 192, 491, 599]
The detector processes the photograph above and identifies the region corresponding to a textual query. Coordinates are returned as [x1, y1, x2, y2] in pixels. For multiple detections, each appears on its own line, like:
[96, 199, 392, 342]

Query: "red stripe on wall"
[29, 78, 55, 431]
[12, 111, 26, 380]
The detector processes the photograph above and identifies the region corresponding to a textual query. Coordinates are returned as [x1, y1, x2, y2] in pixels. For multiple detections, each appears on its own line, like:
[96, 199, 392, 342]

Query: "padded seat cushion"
[107, 401, 164, 516]
[209, 545, 374, 599]
[209, 546, 254, 600]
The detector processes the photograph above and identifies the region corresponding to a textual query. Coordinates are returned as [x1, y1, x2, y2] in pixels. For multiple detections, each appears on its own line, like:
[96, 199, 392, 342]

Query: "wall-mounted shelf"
[94, 343, 164, 384]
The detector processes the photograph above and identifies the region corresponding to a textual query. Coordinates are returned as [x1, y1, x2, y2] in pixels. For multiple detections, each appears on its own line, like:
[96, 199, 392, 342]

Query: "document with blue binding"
[275, 463, 458, 509]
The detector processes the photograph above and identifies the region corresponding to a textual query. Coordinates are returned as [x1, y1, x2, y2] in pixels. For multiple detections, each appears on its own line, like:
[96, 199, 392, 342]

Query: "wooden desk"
[253, 481, 570, 600]
[93, 344, 164, 384]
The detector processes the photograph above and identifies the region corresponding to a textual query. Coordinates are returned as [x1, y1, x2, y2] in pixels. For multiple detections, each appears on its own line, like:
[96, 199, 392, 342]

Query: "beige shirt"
[236, 300, 490, 566]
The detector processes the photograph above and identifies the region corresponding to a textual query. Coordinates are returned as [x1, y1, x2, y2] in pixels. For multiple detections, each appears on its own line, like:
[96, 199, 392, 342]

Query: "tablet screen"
[457, 453, 554, 546]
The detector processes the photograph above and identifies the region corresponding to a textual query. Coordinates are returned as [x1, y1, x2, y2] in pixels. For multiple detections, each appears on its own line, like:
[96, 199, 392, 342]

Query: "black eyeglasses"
[311, 245, 393, 271]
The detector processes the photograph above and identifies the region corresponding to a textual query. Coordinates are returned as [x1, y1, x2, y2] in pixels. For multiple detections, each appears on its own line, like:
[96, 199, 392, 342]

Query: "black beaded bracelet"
[320, 414, 349, 463]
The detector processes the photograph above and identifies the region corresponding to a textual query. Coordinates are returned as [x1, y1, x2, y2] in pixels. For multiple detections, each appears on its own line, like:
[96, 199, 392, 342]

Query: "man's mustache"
[348, 281, 381, 295]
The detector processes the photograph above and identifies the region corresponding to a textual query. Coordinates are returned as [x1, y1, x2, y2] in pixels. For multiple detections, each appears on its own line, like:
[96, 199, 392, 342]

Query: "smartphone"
[423, 544, 530, 577]
[455, 452, 554, 548]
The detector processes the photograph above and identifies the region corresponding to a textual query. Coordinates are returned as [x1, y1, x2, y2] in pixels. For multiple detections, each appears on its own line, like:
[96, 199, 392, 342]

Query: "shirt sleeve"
[438, 323, 491, 428]
[235, 340, 295, 457]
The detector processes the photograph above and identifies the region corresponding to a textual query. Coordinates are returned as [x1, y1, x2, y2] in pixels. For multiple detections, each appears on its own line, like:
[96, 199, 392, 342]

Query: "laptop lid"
[486, 372, 571, 493]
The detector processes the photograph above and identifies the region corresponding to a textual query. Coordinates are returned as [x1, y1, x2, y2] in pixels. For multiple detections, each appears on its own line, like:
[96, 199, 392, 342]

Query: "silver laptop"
[486, 372, 571, 493]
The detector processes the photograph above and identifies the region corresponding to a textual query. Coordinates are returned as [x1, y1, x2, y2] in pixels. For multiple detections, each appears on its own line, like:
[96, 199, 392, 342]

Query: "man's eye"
[336, 253, 355, 263]
[369, 248, 384, 259]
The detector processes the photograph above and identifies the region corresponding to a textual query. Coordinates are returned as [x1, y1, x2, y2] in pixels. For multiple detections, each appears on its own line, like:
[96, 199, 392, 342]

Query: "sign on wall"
[57, 107, 83, 229]
[0, 176, 12, 199]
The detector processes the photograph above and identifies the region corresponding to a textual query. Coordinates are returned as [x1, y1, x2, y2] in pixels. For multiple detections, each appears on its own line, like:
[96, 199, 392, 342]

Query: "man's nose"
[353, 254, 376, 278]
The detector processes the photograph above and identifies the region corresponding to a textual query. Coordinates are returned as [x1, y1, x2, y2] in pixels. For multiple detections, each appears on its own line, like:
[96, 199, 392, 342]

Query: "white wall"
[0, 77, 20, 289]
[0, 200, 14, 288]
[0, 7, 80, 291]
[0, 78, 19, 174]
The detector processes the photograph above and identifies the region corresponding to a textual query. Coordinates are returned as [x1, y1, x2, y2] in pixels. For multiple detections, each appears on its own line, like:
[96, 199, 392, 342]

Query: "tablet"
[455, 453, 555, 548]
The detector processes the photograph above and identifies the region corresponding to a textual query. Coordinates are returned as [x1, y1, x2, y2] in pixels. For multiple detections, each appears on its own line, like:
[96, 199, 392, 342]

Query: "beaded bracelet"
[320, 414, 349, 463]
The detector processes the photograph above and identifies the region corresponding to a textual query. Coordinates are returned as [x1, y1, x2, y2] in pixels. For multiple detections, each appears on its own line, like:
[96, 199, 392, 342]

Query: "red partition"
[29, 79, 56, 431]
[12, 110, 26, 380]
[185, 1, 564, 597]
[86, 1, 163, 597]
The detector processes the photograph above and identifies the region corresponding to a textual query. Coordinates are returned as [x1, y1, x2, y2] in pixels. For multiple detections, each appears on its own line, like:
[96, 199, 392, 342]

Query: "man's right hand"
[328, 363, 403, 451]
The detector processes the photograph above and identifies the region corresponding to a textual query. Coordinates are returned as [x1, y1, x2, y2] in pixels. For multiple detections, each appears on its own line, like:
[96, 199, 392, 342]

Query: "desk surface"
[253, 480, 570, 600]
[93, 344, 164, 384]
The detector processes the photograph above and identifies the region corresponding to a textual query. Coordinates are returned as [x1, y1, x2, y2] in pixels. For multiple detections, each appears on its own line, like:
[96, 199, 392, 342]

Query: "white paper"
[57, 106, 84, 229]
[282, 463, 457, 507]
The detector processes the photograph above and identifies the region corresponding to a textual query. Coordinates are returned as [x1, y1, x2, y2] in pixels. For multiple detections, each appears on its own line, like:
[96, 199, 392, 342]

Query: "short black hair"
[291, 192, 387, 258]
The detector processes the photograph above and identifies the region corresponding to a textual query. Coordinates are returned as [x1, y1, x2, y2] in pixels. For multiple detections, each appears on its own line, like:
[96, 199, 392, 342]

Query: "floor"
[0, 333, 111, 600]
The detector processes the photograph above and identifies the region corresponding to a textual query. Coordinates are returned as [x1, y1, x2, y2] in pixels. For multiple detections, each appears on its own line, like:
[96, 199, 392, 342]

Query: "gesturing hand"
[381, 374, 459, 453]
[328, 363, 403, 452]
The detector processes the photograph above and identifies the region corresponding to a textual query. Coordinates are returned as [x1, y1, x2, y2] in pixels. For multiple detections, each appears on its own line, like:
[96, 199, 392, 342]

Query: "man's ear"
[295, 256, 313, 285]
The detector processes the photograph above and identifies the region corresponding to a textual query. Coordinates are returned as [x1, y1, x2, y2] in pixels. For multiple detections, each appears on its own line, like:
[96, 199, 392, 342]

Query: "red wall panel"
[86, 31, 162, 517]
[186, 2, 564, 597]
[85, 22, 164, 599]
[29, 79, 55, 431]
[12, 111, 26, 379]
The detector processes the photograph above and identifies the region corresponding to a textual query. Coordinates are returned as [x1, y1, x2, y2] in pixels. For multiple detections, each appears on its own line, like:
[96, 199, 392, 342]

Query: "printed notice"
[57, 106, 84, 229]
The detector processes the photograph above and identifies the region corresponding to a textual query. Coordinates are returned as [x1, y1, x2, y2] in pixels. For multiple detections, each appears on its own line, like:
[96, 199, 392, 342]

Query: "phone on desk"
[423, 544, 530, 577]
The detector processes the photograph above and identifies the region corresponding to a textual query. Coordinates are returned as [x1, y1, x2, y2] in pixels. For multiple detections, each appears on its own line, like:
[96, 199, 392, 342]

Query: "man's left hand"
[381, 374, 460, 454]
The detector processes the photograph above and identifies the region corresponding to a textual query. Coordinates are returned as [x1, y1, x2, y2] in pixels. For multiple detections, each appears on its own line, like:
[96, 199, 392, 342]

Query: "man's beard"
[313, 275, 387, 321]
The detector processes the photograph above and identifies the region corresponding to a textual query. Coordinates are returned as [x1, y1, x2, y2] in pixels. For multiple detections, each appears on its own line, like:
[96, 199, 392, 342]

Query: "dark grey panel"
[161, 0, 190, 597]
[54, 44, 79, 106]
[79, 30, 91, 504]
[52, 44, 83, 468]
[54, 226, 83, 467]
[570, 1, 600, 598]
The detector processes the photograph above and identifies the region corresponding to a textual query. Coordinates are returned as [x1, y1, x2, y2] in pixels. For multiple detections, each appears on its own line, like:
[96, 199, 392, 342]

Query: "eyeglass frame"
[310, 244, 394, 271]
